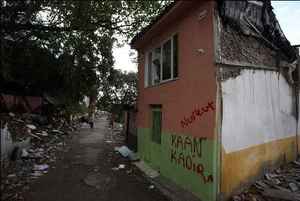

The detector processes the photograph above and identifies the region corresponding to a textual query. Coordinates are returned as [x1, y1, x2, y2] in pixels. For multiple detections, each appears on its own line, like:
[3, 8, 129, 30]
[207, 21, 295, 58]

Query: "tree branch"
[1, 22, 112, 32]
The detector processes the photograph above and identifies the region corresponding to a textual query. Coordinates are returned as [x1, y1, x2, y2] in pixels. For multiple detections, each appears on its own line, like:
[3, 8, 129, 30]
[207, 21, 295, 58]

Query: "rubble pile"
[0, 112, 79, 201]
[232, 160, 300, 201]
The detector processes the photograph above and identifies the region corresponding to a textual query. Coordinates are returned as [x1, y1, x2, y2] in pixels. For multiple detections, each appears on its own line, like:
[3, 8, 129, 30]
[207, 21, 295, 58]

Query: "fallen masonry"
[232, 160, 300, 201]
[0, 112, 79, 201]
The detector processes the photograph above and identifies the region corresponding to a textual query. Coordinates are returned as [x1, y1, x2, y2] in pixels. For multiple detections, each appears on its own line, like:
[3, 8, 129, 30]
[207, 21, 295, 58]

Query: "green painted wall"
[138, 128, 218, 201]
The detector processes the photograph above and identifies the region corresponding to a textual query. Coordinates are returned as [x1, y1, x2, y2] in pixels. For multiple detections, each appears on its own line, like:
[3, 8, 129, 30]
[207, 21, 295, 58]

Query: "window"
[153, 47, 161, 84]
[151, 106, 162, 144]
[145, 34, 178, 87]
[173, 34, 178, 78]
[162, 40, 171, 80]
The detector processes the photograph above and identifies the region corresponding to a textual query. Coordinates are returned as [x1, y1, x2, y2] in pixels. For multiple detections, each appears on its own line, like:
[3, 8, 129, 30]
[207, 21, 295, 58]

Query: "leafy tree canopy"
[97, 69, 137, 122]
[1, 0, 172, 112]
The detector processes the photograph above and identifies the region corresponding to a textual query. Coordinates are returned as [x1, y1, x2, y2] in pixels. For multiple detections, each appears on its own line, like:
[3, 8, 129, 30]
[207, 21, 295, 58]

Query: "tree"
[1, 0, 173, 113]
[97, 69, 137, 120]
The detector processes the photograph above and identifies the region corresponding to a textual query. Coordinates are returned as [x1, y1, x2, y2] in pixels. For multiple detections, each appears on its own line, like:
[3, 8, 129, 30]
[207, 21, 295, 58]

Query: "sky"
[113, 42, 137, 72]
[113, 1, 300, 73]
[271, 1, 300, 45]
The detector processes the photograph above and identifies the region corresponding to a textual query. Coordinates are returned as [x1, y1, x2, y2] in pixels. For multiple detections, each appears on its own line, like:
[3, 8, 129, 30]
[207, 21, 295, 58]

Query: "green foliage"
[1, 0, 172, 113]
[98, 69, 137, 106]
[97, 69, 137, 117]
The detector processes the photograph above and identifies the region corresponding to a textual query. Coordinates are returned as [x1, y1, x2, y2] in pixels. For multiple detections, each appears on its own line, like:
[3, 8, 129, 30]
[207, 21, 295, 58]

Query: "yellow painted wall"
[221, 136, 297, 199]
[219, 69, 298, 200]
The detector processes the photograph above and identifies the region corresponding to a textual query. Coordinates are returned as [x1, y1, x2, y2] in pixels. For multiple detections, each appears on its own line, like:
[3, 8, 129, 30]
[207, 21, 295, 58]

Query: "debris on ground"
[115, 145, 139, 161]
[111, 167, 119, 171]
[134, 161, 160, 179]
[118, 164, 125, 169]
[111, 164, 126, 171]
[0, 112, 79, 201]
[232, 160, 300, 201]
[26, 124, 37, 130]
[115, 145, 132, 157]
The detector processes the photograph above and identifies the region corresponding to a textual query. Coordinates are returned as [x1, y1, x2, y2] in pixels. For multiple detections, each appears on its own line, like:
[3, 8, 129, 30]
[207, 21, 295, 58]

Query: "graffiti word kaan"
[170, 135, 213, 184]
[180, 101, 215, 128]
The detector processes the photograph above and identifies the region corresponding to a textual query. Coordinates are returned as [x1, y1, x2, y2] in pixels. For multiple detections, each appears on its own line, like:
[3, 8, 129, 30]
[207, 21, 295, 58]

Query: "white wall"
[221, 69, 297, 153]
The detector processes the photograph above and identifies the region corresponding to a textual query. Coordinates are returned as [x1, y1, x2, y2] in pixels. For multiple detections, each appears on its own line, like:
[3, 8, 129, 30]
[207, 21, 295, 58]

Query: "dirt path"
[23, 117, 169, 201]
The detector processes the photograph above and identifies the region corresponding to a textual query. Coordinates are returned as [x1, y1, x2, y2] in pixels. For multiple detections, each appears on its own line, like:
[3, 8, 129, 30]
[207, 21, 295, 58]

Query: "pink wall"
[136, 1, 217, 139]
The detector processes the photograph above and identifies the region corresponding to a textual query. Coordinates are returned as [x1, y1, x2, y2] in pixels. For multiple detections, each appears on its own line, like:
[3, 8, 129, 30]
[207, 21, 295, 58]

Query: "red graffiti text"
[180, 101, 215, 128]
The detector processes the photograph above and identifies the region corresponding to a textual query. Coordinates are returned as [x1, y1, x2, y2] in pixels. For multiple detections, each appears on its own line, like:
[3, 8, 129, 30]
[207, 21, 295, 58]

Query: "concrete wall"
[136, 1, 218, 201]
[220, 68, 298, 197]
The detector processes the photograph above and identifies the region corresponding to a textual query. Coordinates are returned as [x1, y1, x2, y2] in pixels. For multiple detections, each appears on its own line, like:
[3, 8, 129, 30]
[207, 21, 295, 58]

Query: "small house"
[131, 1, 299, 200]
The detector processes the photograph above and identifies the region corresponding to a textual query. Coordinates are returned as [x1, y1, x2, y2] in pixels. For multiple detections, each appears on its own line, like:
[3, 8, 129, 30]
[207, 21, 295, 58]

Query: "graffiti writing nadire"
[180, 101, 215, 128]
[170, 135, 213, 184]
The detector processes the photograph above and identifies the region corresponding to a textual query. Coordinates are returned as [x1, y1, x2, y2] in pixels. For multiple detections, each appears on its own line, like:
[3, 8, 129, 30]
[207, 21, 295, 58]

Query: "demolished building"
[131, 0, 299, 200]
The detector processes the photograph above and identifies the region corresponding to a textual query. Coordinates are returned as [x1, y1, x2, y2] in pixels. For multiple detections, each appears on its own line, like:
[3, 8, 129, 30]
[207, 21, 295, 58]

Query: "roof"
[218, 0, 297, 62]
[130, 0, 297, 62]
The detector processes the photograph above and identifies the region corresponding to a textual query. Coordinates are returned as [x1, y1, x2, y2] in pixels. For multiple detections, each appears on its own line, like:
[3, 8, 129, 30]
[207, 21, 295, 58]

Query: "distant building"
[131, 1, 299, 201]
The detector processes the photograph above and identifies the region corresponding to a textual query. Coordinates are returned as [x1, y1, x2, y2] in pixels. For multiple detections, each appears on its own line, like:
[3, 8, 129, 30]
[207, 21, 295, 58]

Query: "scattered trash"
[115, 146, 131, 157]
[52, 129, 64, 134]
[33, 164, 49, 171]
[1, 112, 79, 201]
[26, 124, 37, 130]
[38, 131, 48, 137]
[232, 159, 300, 200]
[29, 133, 42, 140]
[93, 167, 100, 172]
[7, 174, 16, 178]
[111, 164, 126, 171]
[293, 160, 300, 166]
[57, 142, 64, 146]
[111, 167, 119, 171]
[149, 185, 155, 189]
[289, 183, 299, 192]
[114, 145, 139, 161]
[30, 171, 44, 178]
[118, 164, 125, 169]
[21, 149, 29, 158]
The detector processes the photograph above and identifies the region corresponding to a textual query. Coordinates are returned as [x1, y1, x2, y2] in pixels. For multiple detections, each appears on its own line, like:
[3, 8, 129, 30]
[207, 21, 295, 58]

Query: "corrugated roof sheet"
[218, 0, 297, 62]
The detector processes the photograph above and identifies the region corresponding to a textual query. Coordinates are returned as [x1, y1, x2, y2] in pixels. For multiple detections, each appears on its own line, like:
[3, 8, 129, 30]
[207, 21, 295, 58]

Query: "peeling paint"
[220, 68, 298, 198]
[217, 67, 241, 81]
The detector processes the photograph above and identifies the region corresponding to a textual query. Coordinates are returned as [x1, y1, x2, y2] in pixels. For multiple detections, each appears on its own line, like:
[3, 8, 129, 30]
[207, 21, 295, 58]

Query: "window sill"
[145, 77, 179, 88]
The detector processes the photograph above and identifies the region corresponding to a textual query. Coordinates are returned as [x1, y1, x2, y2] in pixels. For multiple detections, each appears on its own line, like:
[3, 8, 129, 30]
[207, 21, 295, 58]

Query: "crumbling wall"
[220, 23, 278, 67]
[218, 0, 297, 64]
[220, 68, 298, 198]
[215, 2, 299, 199]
